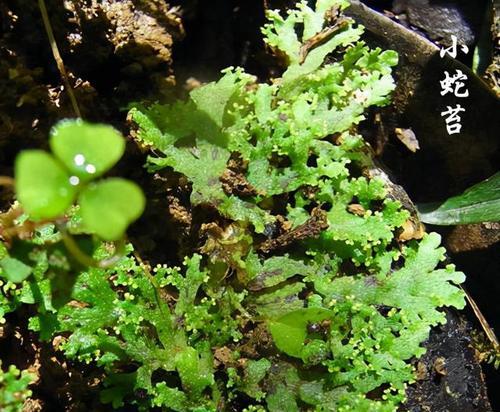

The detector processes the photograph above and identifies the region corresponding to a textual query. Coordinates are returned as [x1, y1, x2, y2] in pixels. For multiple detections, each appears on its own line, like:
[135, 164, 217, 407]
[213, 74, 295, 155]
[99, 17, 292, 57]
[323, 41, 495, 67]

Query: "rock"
[392, 0, 486, 48]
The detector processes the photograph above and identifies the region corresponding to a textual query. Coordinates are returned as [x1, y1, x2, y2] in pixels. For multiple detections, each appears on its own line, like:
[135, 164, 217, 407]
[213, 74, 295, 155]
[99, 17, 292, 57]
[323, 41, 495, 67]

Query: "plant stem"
[38, 0, 82, 118]
[462, 285, 499, 349]
[58, 224, 126, 268]
[131, 249, 169, 318]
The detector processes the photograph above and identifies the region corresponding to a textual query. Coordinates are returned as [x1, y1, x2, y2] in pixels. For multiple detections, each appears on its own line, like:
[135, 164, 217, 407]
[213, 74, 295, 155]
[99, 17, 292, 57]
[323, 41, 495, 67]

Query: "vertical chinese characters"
[439, 35, 469, 135]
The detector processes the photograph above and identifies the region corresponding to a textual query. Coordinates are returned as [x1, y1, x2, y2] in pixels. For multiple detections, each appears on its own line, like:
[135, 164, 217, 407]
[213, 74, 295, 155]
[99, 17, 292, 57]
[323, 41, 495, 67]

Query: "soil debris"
[395, 127, 420, 152]
[238, 323, 273, 359]
[258, 207, 328, 254]
[347, 203, 366, 217]
[397, 218, 425, 242]
[220, 157, 260, 197]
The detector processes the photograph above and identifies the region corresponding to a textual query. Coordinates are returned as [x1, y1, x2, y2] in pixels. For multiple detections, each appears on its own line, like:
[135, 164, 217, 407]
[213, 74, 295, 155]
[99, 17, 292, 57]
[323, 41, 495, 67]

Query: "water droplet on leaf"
[69, 176, 80, 186]
[74, 154, 85, 166]
[85, 164, 96, 174]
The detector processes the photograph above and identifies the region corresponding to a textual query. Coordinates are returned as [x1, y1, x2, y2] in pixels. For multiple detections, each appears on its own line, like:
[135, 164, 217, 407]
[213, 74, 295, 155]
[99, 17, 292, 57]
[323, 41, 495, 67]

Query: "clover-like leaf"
[15, 150, 77, 220]
[50, 120, 125, 182]
[78, 178, 145, 241]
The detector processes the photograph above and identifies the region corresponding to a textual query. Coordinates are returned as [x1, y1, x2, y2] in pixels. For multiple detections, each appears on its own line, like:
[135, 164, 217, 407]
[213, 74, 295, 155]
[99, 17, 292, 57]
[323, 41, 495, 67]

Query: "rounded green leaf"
[268, 308, 332, 358]
[0, 257, 32, 283]
[50, 119, 125, 182]
[15, 150, 76, 220]
[78, 178, 145, 241]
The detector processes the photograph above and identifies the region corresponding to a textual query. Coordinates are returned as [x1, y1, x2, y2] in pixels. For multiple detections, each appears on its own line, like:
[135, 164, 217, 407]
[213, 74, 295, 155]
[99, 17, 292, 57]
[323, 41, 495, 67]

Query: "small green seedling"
[0, 361, 35, 412]
[14, 120, 145, 241]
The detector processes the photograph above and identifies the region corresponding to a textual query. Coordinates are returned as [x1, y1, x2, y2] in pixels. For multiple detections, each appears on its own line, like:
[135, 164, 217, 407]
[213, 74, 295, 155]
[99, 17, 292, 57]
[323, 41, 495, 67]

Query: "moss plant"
[129, 0, 465, 410]
[0, 362, 34, 412]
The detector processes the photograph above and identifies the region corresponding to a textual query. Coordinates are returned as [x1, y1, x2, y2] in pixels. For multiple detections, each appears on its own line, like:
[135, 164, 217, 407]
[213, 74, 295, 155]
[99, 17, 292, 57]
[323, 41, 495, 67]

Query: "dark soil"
[402, 311, 491, 412]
